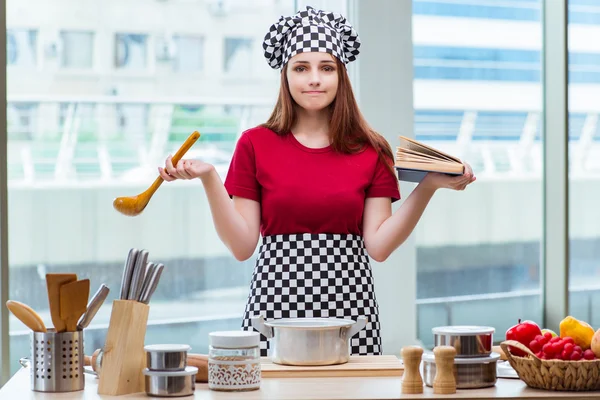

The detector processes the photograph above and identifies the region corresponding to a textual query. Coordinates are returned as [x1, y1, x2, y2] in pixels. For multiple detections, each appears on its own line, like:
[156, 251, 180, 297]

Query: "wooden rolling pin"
[187, 354, 209, 383]
[85, 350, 209, 383]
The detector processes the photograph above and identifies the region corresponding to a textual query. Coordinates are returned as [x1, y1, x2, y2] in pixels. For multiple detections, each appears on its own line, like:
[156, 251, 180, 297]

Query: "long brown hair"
[261, 57, 395, 174]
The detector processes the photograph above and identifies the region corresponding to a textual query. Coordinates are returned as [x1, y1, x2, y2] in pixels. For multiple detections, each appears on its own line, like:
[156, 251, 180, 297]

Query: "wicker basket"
[500, 340, 600, 391]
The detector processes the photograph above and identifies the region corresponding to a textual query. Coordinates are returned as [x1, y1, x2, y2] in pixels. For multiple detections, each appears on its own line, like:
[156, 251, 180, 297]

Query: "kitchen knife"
[137, 262, 156, 302]
[141, 263, 164, 304]
[128, 250, 148, 301]
[77, 284, 110, 330]
[119, 249, 138, 300]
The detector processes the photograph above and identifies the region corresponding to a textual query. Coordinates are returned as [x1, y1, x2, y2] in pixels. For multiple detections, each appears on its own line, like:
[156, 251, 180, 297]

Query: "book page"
[396, 155, 459, 165]
[397, 147, 446, 162]
[398, 136, 461, 163]
[395, 160, 464, 174]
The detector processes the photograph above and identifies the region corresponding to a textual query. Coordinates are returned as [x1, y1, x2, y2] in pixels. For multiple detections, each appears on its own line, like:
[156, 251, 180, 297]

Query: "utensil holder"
[30, 329, 85, 392]
[97, 300, 149, 396]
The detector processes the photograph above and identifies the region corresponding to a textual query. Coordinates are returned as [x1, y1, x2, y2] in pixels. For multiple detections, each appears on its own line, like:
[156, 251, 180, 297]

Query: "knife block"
[97, 300, 149, 396]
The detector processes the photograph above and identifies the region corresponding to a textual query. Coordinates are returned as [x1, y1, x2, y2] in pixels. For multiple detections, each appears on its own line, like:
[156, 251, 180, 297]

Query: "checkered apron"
[241, 233, 382, 356]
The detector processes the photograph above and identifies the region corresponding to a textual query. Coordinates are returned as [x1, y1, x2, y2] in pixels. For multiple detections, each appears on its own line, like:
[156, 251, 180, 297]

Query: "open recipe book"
[395, 136, 465, 183]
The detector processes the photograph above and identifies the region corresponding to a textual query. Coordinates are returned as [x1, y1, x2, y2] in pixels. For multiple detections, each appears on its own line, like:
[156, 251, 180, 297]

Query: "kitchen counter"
[2, 368, 600, 399]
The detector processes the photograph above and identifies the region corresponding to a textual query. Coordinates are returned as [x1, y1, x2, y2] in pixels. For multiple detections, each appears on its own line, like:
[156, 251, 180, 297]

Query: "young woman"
[159, 6, 475, 356]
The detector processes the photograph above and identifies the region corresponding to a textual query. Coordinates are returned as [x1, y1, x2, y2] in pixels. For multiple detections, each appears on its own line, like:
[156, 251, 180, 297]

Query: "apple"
[541, 329, 558, 338]
[506, 319, 543, 357]
[591, 328, 600, 358]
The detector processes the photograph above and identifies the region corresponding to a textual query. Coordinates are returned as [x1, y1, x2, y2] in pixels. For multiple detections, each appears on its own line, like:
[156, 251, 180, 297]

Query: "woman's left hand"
[419, 162, 476, 191]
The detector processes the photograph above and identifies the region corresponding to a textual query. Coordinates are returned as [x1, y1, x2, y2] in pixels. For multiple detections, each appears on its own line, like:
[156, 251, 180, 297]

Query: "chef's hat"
[262, 5, 361, 69]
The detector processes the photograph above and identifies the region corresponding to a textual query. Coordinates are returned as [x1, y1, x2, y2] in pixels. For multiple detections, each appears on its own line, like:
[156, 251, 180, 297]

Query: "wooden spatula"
[46, 273, 77, 332]
[6, 300, 47, 332]
[59, 279, 90, 332]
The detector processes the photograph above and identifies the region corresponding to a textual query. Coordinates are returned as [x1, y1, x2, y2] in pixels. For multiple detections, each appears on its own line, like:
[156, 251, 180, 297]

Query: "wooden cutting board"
[261, 355, 404, 378]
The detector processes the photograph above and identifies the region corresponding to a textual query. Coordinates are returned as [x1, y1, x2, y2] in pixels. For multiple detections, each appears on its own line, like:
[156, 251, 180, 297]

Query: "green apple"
[541, 328, 558, 338]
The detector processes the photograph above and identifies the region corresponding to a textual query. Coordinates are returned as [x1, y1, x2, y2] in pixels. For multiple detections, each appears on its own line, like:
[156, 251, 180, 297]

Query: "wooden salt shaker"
[401, 346, 424, 394]
[433, 345, 457, 394]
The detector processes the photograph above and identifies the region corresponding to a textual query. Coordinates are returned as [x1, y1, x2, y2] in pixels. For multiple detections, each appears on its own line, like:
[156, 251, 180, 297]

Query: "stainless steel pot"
[251, 315, 368, 366]
[432, 326, 495, 357]
[422, 352, 499, 389]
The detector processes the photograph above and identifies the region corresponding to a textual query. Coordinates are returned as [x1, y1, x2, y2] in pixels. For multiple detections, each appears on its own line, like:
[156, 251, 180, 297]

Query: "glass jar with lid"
[208, 330, 261, 392]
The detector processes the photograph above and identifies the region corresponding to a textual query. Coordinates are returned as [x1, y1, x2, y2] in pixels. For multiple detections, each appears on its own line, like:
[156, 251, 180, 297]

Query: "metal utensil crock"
[251, 315, 368, 366]
[29, 329, 85, 392]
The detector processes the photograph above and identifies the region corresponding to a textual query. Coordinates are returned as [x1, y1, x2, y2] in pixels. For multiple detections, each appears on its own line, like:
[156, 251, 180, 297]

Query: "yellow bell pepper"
[559, 316, 595, 350]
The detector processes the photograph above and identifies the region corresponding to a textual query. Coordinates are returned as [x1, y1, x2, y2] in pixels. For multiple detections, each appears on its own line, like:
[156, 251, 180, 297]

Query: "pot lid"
[422, 351, 500, 364]
[432, 325, 495, 335]
[265, 317, 355, 329]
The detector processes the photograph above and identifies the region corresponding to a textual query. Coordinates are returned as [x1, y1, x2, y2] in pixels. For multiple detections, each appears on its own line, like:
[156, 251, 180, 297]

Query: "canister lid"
[209, 331, 260, 349]
[422, 351, 500, 364]
[432, 326, 495, 335]
[143, 366, 198, 377]
[144, 344, 191, 353]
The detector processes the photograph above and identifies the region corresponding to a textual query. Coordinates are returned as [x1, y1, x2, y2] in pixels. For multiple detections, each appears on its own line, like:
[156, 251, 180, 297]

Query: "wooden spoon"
[59, 279, 90, 332]
[6, 300, 47, 332]
[112, 131, 201, 217]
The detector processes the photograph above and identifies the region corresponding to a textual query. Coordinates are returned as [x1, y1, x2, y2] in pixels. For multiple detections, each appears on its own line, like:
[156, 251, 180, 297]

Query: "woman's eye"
[295, 67, 306, 72]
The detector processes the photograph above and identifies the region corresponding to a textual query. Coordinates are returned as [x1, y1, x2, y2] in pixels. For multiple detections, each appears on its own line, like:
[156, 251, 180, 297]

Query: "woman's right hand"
[158, 155, 215, 182]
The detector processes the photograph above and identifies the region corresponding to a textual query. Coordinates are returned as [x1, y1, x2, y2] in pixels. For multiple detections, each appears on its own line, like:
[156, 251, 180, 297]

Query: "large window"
[223, 37, 253, 75]
[567, 0, 600, 326]
[173, 35, 204, 72]
[60, 31, 94, 69]
[6, 29, 37, 68]
[115, 33, 148, 70]
[1, 0, 582, 383]
[412, 0, 544, 346]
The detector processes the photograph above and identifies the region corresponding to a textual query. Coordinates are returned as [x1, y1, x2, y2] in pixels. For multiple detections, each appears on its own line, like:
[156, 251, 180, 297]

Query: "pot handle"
[250, 315, 273, 338]
[347, 316, 368, 338]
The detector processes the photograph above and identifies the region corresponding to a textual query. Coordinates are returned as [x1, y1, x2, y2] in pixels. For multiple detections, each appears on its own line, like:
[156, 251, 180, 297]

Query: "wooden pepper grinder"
[401, 346, 424, 394]
[433, 345, 457, 394]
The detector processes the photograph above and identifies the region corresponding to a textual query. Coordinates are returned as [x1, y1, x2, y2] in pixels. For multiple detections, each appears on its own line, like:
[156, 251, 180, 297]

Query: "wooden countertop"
[2, 368, 600, 399]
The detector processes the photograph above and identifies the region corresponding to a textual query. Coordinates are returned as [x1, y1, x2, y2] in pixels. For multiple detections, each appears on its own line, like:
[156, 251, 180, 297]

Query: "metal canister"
[432, 326, 495, 358]
[422, 352, 500, 389]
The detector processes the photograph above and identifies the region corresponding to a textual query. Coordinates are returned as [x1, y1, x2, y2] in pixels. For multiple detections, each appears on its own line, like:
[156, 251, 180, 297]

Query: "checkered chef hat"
[263, 5, 361, 69]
